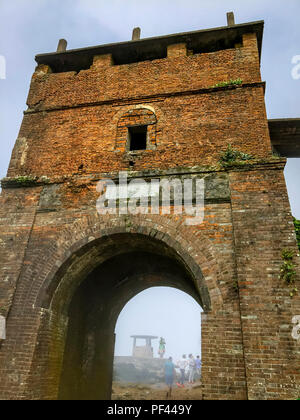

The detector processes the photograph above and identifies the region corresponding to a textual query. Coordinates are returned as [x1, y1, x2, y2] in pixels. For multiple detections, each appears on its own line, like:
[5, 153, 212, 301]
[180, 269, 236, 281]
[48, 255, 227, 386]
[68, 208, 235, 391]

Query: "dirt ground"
[112, 381, 203, 400]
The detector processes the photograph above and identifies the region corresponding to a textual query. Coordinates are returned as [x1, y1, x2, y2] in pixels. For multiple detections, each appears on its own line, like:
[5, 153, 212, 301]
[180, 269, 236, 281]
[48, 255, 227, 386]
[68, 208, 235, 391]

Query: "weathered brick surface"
[0, 27, 299, 400]
[229, 168, 300, 399]
[6, 32, 270, 179]
[0, 188, 41, 317]
[26, 34, 261, 111]
[8, 86, 271, 178]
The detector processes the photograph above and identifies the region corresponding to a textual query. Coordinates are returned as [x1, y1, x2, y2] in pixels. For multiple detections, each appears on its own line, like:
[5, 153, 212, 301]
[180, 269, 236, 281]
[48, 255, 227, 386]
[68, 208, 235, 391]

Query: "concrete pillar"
[227, 12, 235, 26]
[132, 27, 141, 41]
[132, 337, 136, 355]
[57, 39, 67, 53]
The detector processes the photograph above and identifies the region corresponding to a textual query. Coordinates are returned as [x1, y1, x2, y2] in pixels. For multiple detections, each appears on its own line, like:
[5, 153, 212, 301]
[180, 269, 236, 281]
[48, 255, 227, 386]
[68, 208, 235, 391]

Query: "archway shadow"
[35, 232, 210, 400]
[58, 249, 202, 400]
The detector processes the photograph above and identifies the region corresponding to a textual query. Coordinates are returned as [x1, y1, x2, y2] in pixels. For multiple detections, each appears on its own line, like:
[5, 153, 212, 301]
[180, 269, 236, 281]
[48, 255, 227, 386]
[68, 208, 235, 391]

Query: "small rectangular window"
[128, 126, 147, 151]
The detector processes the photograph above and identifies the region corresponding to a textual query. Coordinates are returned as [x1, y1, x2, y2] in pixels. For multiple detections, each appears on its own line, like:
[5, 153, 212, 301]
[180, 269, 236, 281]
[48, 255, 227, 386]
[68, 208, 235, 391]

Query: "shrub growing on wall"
[294, 218, 300, 251]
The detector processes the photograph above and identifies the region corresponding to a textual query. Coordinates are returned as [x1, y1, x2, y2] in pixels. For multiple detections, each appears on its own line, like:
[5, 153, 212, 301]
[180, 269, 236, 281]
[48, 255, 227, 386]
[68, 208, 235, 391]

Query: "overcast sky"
[0, 0, 299, 360]
[115, 287, 202, 360]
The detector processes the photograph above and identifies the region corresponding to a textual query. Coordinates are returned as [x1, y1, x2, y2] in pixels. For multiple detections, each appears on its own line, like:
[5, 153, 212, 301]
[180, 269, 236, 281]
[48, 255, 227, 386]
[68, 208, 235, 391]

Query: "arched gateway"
[46, 231, 208, 400]
[0, 221, 218, 400]
[0, 14, 299, 400]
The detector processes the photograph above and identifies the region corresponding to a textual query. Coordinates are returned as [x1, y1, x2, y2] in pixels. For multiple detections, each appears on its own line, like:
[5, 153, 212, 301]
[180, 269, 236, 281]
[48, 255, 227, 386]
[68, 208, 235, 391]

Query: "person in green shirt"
[158, 337, 166, 358]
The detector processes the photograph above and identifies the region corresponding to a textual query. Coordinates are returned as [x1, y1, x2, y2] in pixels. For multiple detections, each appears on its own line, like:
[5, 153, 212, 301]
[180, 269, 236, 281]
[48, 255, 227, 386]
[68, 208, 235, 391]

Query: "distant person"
[158, 337, 166, 359]
[164, 357, 176, 398]
[195, 355, 202, 380]
[188, 354, 196, 384]
[176, 354, 187, 387]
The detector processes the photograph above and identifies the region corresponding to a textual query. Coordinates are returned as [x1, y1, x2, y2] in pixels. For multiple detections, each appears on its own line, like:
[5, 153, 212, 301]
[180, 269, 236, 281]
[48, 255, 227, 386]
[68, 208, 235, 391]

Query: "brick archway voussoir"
[14, 213, 223, 314]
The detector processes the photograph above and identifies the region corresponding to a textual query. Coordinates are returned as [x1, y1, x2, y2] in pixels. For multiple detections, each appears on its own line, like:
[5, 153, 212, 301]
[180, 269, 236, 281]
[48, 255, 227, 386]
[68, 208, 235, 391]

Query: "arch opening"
[113, 287, 203, 399]
[39, 233, 209, 400]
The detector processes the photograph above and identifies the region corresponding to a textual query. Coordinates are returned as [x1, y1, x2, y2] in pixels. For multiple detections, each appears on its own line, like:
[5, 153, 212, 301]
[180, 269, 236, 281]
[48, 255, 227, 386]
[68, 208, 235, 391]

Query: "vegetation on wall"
[219, 144, 253, 167]
[294, 218, 300, 251]
[280, 249, 298, 298]
[211, 78, 243, 88]
[14, 176, 38, 185]
[1, 175, 51, 188]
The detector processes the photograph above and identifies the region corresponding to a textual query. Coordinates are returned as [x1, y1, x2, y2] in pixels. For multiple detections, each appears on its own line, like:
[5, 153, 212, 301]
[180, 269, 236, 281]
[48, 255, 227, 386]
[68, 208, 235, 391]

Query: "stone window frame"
[115, 108, 157, 153]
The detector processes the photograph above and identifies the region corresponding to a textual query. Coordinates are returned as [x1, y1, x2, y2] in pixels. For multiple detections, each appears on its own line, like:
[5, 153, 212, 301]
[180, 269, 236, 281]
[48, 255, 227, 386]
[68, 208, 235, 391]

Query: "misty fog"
[114, 287, 202, 363]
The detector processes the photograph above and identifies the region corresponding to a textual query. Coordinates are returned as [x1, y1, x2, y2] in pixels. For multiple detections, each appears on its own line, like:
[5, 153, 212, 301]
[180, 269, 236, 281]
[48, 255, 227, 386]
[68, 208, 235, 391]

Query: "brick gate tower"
[0, 13, 299, 400]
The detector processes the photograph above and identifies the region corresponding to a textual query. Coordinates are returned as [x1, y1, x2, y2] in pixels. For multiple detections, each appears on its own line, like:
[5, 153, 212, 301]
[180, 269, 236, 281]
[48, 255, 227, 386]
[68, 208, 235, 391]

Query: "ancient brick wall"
[229, 167, 300, 399]
[26, 34, 261, 111]
[0, 28, 299, 400]
[6, 33, 271, 179]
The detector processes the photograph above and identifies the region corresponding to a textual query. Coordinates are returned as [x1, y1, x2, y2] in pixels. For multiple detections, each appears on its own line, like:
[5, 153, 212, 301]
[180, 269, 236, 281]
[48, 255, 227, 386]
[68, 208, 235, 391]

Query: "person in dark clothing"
[164, 357, 175, 398]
